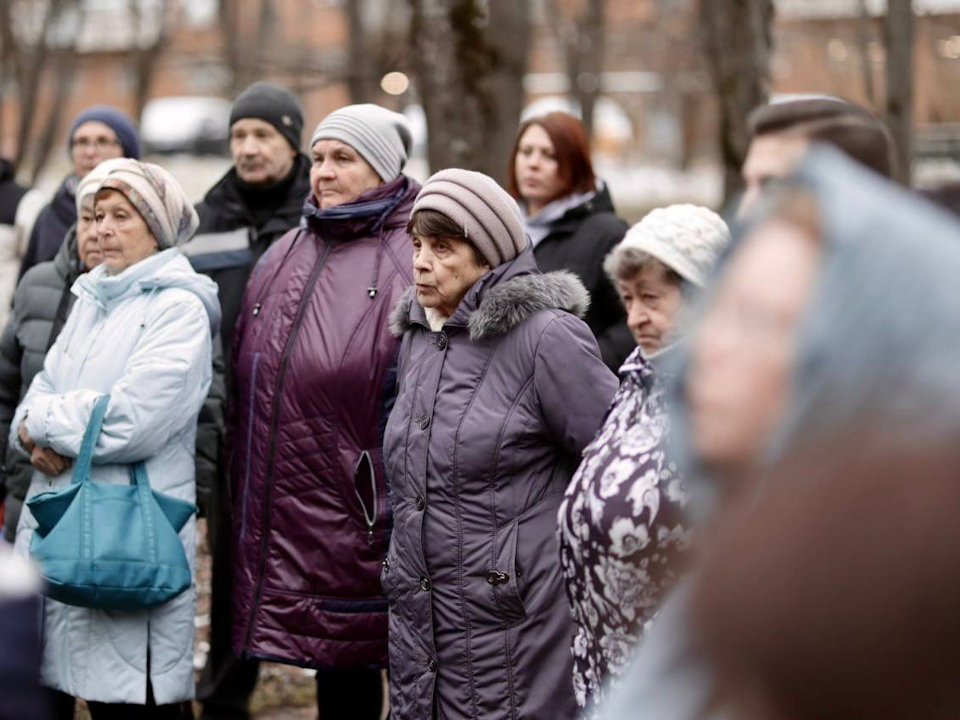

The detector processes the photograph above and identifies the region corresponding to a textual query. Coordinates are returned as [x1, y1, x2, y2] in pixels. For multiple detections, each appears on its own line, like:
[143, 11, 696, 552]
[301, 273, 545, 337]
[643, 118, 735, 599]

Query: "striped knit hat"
[412, 169, 528, 268]
[310, 104, 412, 182]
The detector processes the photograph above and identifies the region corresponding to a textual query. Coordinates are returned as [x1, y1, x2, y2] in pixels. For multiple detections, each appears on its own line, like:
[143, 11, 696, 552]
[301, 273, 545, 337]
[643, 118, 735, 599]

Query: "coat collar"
[389, 248, 590, 341]
[301, 175, 419, 242]
[537, 182, 617, 238]
[200, 154, 311, 238]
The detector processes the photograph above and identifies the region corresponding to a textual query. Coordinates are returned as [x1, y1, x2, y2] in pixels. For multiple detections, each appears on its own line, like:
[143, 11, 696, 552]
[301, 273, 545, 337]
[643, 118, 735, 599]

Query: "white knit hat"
[617, 204, 731, 287]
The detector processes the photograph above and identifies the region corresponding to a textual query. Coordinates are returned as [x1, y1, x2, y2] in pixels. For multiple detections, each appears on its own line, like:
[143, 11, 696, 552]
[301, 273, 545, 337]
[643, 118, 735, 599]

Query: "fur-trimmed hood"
[390, 250, 590, 341]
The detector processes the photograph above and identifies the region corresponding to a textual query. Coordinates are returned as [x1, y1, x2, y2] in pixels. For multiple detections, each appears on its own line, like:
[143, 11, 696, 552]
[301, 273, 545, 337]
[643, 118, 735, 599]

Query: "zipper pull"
[253, 302, 261, 316]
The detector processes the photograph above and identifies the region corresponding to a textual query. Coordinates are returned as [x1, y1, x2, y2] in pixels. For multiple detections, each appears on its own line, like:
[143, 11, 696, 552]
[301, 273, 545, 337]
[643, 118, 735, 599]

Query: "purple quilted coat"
[383, 248, 620, 719]
[228, 176, 420, 668]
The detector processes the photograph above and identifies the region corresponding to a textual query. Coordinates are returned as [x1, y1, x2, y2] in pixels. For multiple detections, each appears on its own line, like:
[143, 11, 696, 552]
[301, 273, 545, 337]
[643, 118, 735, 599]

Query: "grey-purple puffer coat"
[383, 248, 620, 719]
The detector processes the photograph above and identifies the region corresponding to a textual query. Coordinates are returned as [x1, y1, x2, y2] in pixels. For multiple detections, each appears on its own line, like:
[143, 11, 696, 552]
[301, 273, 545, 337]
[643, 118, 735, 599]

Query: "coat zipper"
[243, 240, 333, 654]
[239, 352, 261, 541]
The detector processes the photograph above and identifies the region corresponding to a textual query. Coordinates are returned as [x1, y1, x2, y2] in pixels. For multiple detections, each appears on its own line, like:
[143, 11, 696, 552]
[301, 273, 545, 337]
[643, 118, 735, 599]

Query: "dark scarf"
[236, 161, 304, 230]
[301, 176, 410, 242]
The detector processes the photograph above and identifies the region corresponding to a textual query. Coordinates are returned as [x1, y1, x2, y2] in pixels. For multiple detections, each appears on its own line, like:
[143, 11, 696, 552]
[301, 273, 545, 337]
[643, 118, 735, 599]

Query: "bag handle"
[71, 394, 111, 485]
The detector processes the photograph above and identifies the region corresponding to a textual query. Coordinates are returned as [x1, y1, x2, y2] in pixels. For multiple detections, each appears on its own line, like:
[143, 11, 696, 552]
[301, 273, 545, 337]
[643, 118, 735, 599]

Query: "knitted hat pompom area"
[411, 168, 528, 269]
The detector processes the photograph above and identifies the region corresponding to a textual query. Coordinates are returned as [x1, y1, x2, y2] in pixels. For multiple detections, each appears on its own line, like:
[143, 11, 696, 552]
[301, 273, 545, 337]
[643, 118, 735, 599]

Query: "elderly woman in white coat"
[11, 159, 219, 719]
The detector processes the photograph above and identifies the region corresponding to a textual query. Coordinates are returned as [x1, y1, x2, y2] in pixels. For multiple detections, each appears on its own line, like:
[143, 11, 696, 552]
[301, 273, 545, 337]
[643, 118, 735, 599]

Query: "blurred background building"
[1, 0, 958, 212]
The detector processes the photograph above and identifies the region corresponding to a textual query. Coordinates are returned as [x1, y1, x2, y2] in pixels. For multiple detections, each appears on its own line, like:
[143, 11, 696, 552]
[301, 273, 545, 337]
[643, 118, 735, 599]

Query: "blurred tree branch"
[700, 0, 774, 202]
[0, 0, 82, 175]
[856, 0, 879, 109]
[344, 0, 411, 104]
[408, 0, 532, 182]
[545, 0, 606, 142]
[883, 0, 913, 185]
[131, 0, 174, 121]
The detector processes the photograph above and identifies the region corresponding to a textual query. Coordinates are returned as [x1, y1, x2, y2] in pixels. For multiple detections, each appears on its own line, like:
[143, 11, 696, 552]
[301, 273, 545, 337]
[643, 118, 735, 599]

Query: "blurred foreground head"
[692, 433, 960, 720]
[740, 96, 894, 214]
[679, 145, 960, 505]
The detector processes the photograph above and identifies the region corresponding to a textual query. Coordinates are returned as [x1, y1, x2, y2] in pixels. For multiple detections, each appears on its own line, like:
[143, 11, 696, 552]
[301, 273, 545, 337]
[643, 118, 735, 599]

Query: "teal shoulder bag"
[26, 394, 196, 611]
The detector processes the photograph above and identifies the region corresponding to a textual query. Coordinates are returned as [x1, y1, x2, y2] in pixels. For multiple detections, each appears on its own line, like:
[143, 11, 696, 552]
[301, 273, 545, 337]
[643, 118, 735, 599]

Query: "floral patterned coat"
[557, 346, 690, 716]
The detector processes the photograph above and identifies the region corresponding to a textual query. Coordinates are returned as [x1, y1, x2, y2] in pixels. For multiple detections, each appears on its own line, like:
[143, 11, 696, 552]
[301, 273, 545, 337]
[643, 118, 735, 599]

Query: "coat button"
[417, 415, 430, 431]
[436, 334, 447, 350]
[419, 576, 431, 592]
[427, 658, 437, 672]
[415, 495, 425, 511]
[486, 570, 510, 586]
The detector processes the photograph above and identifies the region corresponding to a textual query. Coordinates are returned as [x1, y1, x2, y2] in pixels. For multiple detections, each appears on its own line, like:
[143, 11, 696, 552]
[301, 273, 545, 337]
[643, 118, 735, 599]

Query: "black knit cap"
[229, 81, 304, 151]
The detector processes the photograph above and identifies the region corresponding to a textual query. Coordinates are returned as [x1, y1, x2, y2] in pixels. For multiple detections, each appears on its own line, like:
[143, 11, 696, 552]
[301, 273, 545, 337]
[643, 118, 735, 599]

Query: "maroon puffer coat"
[383, 248, 620, 718]
[229, 176, 419, 668]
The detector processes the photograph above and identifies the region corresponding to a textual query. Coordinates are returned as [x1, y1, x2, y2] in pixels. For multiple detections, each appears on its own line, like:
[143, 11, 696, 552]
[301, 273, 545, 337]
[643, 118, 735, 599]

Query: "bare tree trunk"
[247, 0, 277, 88]
[576, 0, 605, 143]
[547, 0, 606, 142]
[10, 0, 69, 172]
[131, 0, 172, 120]
[0, 4, 15, 153]
[408, 0, 531, 183]
[700, 0, 774, 203]
[30, 46, 78, 184]
[345, 0, 374, 103]
[883, 0, 914, 185]
[857, 0, 878, 109]
[219, 0, 243, 94]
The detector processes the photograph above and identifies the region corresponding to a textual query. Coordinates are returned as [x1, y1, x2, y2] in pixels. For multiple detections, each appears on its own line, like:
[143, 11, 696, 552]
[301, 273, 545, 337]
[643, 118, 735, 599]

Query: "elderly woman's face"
[95, 190, 158, 274]
[412, 233, 490, 317]
[616, 262, 684, 355]
[311, 139, 383, 209]
[76, 197, 104, 270]
[687, 219, 819, 475]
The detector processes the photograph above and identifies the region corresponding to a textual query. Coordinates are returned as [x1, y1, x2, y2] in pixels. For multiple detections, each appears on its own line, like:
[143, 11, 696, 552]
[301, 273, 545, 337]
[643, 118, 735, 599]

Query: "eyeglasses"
[71, 137, 121, 151]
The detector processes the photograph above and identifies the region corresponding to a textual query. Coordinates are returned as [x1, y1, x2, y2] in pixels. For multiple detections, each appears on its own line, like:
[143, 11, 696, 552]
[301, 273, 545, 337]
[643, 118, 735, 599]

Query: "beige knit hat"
[96, 159, 199, 249]
[411, 168, 528, 268]
[76, 158, 129, 214]
[617, 204, 731, 287]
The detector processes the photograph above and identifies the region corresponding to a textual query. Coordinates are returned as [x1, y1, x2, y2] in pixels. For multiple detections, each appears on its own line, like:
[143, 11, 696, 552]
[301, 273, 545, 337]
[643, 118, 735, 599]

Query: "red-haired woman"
[509, 111, 631, 370]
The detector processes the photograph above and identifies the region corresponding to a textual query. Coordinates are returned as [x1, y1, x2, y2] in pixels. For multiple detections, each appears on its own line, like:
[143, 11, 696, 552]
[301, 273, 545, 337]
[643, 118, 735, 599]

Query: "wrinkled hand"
[30, 446, 71, 476]
[18, 422, 35, 453]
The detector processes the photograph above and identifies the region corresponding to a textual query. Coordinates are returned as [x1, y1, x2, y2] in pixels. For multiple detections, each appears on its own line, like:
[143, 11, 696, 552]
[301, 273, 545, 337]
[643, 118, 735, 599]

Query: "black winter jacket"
[532, 185, 632, 371]
[0, 231, 226, 538]
[18, 175, 76, 281]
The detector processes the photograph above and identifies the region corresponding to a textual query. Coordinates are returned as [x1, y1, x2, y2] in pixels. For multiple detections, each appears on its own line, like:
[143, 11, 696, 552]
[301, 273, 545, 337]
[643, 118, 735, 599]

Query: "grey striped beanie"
[310, 104, 413, 183]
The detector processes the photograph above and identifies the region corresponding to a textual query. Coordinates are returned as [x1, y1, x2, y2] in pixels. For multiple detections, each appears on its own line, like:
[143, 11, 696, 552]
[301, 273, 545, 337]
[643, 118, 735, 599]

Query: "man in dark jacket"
[186, 81, 311, 720]
[18, 106, 140, 279]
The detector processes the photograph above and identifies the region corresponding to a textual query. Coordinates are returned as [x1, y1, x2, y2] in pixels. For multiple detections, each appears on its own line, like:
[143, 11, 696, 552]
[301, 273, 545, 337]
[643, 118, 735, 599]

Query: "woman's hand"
[30, 446, 71, 476]
[18, 422, 35, 453]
